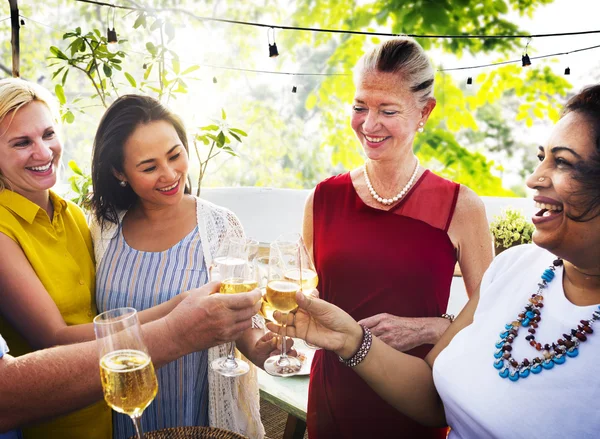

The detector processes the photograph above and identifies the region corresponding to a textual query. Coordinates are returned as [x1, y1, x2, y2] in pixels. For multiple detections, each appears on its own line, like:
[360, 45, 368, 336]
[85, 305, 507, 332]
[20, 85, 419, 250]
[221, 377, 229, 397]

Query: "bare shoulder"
[454, 185, 486, 218]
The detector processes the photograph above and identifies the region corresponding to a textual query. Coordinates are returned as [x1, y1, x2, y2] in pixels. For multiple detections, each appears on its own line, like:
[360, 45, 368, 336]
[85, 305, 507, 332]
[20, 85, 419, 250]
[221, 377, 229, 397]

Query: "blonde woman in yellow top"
[0, 79, 194, 439]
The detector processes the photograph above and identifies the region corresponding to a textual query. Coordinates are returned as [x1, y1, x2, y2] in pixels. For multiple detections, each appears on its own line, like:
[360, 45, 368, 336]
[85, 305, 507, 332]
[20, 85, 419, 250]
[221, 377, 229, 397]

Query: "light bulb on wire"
[107, 28, 118, 54]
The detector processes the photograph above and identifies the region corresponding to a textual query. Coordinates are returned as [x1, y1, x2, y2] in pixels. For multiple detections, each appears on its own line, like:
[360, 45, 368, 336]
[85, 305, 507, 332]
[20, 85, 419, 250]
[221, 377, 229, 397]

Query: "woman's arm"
[448, 186, 494, 297]
[0, 233, 195, 349]
[269, 288, 479, 426]
[302, 189, 315, 261]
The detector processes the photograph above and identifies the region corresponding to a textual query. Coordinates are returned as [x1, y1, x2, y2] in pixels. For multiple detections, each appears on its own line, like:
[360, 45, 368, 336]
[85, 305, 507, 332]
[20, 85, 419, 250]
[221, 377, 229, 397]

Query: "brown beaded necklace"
[493, 258, 600, 382]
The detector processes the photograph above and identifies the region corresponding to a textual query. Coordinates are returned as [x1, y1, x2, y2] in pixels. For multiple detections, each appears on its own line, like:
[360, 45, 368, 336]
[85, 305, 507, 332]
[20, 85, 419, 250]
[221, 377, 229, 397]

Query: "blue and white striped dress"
[96, 223, 209, 439]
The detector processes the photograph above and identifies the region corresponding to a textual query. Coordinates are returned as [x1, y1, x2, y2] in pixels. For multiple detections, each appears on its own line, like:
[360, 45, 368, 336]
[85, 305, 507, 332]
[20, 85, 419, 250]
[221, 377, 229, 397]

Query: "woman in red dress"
[302, 37, 493, 438]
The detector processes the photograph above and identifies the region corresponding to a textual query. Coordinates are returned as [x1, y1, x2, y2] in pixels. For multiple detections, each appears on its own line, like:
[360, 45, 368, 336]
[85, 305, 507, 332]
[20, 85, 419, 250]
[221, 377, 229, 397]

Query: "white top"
[90, 197, 265, 439]
[434, 244, 600, 439]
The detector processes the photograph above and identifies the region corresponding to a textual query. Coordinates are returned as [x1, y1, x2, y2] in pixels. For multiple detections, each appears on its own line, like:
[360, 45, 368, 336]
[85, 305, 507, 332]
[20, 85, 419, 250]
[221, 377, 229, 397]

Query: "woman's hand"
[357, 314, 452, 352]
[266, 292, 363, 359]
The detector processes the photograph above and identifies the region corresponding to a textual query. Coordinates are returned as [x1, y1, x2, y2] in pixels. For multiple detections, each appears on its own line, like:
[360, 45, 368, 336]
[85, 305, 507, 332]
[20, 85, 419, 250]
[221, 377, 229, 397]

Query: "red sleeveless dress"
[309, 170, 459, 438]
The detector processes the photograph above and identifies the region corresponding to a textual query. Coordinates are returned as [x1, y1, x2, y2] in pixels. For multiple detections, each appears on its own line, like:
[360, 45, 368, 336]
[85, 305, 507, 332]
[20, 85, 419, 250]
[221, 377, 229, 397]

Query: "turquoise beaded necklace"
[493, 258, 600, 381]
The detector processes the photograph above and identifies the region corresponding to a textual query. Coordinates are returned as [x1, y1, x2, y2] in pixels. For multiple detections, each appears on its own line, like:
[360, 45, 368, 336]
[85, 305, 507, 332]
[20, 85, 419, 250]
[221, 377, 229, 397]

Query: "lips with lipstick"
[157, 179, 180, 195]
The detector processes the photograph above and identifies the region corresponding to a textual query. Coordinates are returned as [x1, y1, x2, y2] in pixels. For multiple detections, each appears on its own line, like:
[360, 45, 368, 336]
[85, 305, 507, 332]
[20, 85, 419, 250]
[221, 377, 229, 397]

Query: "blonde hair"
[354, 37, 435, 106]
[0, 78, 59, 192]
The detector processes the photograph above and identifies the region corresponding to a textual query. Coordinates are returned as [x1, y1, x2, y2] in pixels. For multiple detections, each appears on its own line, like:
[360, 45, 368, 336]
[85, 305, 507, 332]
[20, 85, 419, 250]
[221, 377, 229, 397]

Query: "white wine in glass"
[263, 241, 304, 377]
[94, 307, 158, 439]
[210, 237, 260, 377]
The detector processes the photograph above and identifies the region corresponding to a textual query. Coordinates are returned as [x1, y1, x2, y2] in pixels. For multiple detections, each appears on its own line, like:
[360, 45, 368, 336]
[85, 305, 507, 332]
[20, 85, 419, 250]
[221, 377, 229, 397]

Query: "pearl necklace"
[493, 258, 599, 382]
[363, 158, 420, 206]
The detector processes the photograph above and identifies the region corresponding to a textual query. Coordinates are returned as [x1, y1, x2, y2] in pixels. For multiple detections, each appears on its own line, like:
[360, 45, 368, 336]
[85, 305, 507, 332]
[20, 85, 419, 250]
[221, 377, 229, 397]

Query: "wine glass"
[94, 307, 158, 439]
[275, 233, 320, 349]
[263, 240, 304, 376]
[210, 236, 260, 377]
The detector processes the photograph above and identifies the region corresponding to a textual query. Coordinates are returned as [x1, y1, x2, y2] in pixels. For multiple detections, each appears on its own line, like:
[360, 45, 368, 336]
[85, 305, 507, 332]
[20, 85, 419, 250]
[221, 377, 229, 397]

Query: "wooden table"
[257, 368, 309, 439]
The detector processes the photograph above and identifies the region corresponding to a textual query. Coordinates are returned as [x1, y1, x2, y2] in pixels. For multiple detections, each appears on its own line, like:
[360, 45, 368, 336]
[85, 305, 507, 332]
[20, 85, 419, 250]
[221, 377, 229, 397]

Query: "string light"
[268, 28, 279, 58]
[564, 66, 571, 75]
[105, 5, 118, 53]
[522, 38, 532, 67]
[291, 85, 297, 93]
[213, 76, 218, 83]
[466, 77, 473, 87]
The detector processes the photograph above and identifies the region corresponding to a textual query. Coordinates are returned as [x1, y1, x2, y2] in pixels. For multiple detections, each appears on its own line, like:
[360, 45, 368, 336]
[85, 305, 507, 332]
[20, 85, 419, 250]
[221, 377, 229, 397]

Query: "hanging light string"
[71, 0, 600, 40]
[438, 43, 600, 72]
[19, 14, 600, 77]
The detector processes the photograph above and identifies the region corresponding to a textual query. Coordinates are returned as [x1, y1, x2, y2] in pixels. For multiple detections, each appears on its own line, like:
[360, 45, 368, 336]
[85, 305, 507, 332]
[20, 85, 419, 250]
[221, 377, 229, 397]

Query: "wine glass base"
[210, 357, 250, 377]
[264, 355, 302, 377]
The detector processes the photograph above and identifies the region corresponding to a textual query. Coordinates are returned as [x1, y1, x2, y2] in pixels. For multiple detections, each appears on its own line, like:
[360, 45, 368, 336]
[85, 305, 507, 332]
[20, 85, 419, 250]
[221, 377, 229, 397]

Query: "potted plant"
[489, 207, 535, 256]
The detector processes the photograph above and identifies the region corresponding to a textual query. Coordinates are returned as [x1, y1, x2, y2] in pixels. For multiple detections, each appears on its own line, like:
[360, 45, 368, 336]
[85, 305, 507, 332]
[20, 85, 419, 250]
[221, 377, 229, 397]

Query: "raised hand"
[266, 292, 363, 359]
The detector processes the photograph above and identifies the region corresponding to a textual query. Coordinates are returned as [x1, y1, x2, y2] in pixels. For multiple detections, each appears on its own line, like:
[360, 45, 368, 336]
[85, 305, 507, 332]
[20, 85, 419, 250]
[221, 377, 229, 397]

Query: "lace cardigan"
[90, 197, 265, 439]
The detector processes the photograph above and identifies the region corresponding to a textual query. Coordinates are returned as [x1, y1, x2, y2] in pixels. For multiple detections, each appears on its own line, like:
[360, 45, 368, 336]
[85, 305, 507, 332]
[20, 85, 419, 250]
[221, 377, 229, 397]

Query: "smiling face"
[526, 111, 600, 261]
[115, 119, 188, 209]
[351, 71, 434, 163]
[0, 100, 62, 199]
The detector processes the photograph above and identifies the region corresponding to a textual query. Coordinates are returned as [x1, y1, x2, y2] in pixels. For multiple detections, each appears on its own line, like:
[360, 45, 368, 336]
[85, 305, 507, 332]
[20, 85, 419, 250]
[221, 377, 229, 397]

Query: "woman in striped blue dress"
[90, 95, 283, 439]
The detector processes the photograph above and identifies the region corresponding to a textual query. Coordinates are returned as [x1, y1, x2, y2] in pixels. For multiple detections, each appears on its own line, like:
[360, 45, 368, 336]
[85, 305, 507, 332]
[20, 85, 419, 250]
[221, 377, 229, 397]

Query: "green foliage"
[489, 207, 535, 248]
[67, 160, 93, 210]
[193, 109, 247, 195]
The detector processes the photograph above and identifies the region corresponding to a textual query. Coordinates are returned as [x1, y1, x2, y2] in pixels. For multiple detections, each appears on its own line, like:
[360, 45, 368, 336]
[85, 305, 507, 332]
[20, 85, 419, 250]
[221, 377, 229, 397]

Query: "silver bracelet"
[441, 313, 455, 323]
[338, 325, 372, 368]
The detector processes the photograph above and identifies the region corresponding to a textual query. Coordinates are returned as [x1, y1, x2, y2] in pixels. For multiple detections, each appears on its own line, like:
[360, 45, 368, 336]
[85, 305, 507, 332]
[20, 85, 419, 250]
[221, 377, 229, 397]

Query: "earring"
[417, 122, 424, 133]
[119, 180, 127, 187]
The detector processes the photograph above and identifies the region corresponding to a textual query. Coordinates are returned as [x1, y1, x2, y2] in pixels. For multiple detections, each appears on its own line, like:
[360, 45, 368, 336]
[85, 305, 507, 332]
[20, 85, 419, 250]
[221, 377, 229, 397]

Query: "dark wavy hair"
[561, 84, 600, 221]
[90, 94, 191, 227]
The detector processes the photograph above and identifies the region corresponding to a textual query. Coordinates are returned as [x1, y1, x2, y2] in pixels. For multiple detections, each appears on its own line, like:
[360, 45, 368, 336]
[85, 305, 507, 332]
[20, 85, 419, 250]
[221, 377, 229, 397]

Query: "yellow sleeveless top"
[0, 189, 111, 439]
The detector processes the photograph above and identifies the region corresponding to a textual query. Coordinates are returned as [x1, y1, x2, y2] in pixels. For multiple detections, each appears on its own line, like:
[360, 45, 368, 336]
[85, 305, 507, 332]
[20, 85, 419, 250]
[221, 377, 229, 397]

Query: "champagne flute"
[210, 236, 259, 377]
[94, 307, 158, 439]
[263, 240, 303, 376]
[275, 233, 320, 349]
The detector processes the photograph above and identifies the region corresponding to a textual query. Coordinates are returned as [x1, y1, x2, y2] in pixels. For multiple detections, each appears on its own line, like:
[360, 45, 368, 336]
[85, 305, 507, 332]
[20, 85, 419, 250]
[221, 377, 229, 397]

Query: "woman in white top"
[272, 84, 600, 438]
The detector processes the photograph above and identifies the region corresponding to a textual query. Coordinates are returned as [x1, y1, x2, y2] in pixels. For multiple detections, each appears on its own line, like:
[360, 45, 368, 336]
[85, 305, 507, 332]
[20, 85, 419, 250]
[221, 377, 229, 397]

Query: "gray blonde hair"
[0, 78, 59, 192]
[354, 37, 435, 106]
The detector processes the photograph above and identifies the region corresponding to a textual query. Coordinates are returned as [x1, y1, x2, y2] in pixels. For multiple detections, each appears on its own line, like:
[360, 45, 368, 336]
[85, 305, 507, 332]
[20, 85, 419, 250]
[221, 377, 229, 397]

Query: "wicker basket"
[128, 426, 248, 439]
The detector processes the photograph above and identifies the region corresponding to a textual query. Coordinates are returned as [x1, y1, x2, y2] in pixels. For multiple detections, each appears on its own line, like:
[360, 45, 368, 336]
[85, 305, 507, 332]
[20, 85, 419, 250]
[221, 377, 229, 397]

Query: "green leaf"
[146, 42, 157, 56]
[103, 64, 113, 78]
[70, 180, 80, 193]
[51, 66, 65, 80]
[50, 46, 68, 60]
[133, 12, 146, 29]
[229, 128, 248, 137]
[229, 132, 241, 142]
[217, 131, 226, 147]
[221, 109, 226, 120]
[181, 65, 200, 76]
[201, 124, 219, 131]
[171, 57, 180, 74]
[64, 110, 75, 124]
[124, 72, 137, 87]
[143, 63, 153, 80]
[61, 69, 69, 86]
[54, 84, 66, 105]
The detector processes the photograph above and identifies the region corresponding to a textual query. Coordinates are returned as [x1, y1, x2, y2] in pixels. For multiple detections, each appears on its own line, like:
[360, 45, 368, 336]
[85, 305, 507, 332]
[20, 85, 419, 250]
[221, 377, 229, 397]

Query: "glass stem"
[131, 415, 144, 439]
[278, 314, 288, 364]
[224, 341, 238, 368]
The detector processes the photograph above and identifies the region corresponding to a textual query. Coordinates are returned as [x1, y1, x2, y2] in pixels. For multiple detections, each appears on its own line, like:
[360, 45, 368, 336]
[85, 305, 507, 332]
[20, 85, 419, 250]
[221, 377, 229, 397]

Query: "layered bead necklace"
[493, 258, 599, 382]
[363, 158, 420, 206]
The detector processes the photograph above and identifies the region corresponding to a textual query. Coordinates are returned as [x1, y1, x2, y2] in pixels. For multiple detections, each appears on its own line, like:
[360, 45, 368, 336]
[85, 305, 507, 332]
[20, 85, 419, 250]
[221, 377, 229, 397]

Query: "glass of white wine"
[275, 233, 320, 349]
[210, 236, 260, 377]
[263, 240, 304, 376]
[94, 307, 158, 439]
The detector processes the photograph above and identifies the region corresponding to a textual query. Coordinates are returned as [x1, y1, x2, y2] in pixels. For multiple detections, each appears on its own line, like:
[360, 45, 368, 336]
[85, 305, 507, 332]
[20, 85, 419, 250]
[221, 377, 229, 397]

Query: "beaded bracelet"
[338, 325, 373, 368]
[441, 313, 455, 323]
